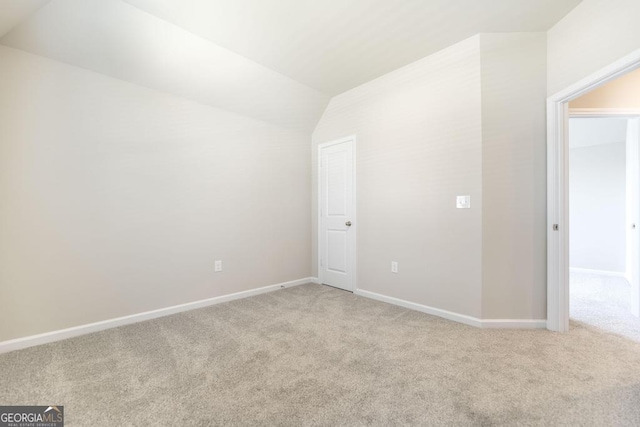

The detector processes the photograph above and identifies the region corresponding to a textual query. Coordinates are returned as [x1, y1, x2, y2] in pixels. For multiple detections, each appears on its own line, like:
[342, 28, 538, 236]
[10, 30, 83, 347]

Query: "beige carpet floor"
[1, 283, 640, 426]
[571, 272, 640, 342]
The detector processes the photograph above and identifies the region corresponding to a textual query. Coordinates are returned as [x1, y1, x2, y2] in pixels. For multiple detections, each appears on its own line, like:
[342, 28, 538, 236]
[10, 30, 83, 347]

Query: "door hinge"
[553, 224, 559, 231]
[320, 258, 323, 267]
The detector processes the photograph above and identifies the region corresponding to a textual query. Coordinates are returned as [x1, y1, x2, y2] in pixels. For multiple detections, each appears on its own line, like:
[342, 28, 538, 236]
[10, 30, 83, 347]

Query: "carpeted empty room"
[2, 284, 640, 425]
[3, 0, 640, 426]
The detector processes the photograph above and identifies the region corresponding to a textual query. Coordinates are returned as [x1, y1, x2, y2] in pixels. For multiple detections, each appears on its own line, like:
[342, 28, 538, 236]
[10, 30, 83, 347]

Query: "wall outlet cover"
[456, 195, 471, 209]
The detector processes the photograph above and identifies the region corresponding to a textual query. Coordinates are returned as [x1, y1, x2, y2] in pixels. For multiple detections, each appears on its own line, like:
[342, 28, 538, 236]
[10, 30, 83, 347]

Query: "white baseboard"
[354, 289, 547, 330]
[0, 277, 313, 354]
[480, 319, 547, 329]
[310, 276, 320, 284]
[570, 267, 626, 278]
[355, 289, 482, 328]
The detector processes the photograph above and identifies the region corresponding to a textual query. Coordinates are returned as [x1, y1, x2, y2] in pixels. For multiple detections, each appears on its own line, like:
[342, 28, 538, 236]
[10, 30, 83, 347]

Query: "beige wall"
[8, 0, 639, 338]
[570, 140, 627, 272]
[312, 34, 548, 321]
[313, 37, 484, 318]
[0, 46, 312, 342]
[570, 68, 640, 109]
[480, 33, 548, 320]
[547, 0, 640, 96]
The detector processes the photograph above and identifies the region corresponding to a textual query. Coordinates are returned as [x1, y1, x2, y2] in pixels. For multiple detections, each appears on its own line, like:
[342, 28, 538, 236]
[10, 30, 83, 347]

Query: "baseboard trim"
[0, 277, 313, 354]
[354, 289, 547, 329]
[480, 319, 548, 329]
[354, 289, 482, 328]
[570, 267, 626, 278]
[310, 276, 320, 284]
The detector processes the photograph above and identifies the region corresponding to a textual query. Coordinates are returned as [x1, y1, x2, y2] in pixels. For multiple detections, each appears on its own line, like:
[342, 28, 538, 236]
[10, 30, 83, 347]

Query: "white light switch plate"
[391, 261, 398, 273]
[214, 260, 222, 272]
[456, 195, 471, 209]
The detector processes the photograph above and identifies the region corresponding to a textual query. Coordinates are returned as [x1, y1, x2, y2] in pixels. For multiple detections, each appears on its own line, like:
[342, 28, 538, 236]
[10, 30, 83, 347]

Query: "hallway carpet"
[1, 283, 640, 426]
[571, 271, 640, 342]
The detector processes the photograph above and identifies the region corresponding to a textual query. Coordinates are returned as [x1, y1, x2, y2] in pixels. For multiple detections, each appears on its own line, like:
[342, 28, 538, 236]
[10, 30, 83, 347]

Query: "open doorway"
[548, 61, 640, 333]
[568, 115, 640, 340]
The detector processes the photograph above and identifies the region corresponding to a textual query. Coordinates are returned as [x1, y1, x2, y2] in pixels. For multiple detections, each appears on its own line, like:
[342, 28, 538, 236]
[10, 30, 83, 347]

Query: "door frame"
[317, 135, 357, 292]
[547, 49, 640, 332]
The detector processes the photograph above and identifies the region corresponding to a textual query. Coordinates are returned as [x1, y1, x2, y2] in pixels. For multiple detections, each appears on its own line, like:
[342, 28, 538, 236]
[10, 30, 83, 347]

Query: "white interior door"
[319, 137, 355, 291]
[626, 118, 640, 317]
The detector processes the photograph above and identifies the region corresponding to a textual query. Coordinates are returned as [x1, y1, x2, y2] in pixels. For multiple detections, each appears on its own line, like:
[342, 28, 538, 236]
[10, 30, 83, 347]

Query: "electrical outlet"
[214, 260, 222, 272]
[456, 195, 471, 209]
[391, 261, 398, 273]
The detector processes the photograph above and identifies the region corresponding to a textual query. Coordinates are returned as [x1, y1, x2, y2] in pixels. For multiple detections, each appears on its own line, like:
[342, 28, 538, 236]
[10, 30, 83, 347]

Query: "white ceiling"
[569, 118, 629, 149]
[0, 0, 583, 131]
[124, 0, 582, 95]
[0, 0, 49, 37]
[0, 0, 329, 132]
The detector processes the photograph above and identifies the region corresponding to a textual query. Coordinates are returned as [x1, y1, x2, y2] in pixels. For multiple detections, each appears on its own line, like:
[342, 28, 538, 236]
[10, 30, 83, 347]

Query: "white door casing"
[627, 118, 640, 317]
[318, 136, 356, 291]
[547, 48, 640, 332]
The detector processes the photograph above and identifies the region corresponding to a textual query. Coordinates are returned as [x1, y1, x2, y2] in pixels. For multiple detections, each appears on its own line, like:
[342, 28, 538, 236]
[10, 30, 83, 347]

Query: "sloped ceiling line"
[0, 0, 583, 132]
[125, 0, 581, 95]
[0, 0, 330, 133]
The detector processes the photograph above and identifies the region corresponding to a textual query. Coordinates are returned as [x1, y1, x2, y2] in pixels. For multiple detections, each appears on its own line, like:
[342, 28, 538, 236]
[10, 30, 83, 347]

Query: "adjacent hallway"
[571, 272, 640, 342]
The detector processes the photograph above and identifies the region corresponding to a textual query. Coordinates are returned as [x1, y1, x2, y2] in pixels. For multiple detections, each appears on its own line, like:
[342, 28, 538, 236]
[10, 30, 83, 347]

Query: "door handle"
[345, 221, 352, 227]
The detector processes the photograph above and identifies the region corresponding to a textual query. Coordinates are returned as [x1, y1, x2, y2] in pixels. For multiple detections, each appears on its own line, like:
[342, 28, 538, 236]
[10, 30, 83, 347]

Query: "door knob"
[345, 221, 352, 227]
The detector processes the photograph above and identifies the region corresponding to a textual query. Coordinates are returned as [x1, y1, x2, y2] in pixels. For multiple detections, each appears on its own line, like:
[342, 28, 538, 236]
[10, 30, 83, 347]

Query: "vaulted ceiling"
[124, 0, 582, 95]
[0, 0, 329, 132]
[0, 0, 582, 131]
